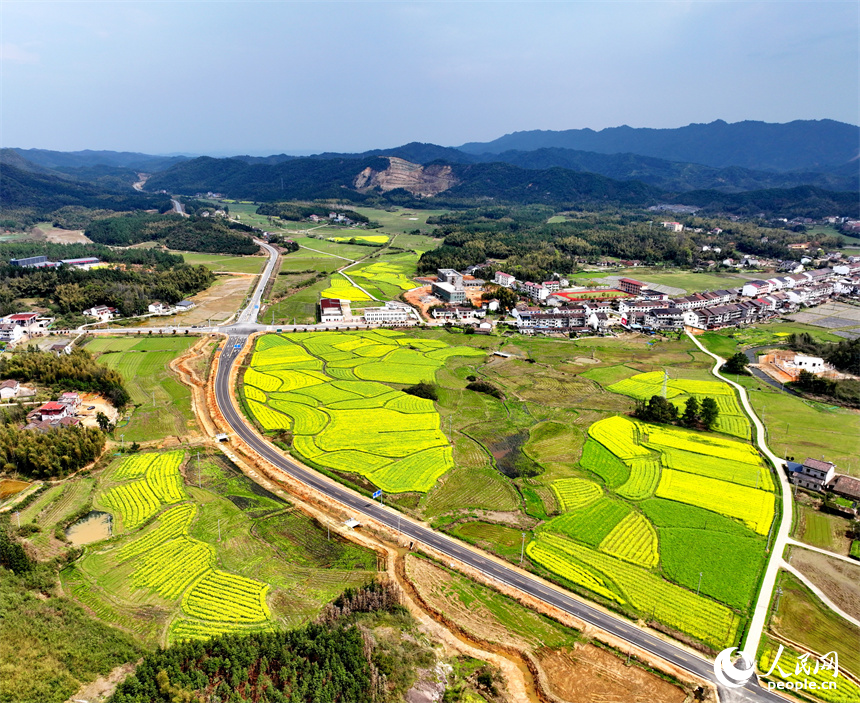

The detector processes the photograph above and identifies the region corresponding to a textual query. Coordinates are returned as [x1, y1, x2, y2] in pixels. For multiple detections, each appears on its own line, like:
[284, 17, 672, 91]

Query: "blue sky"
[1, 1, 857, 154]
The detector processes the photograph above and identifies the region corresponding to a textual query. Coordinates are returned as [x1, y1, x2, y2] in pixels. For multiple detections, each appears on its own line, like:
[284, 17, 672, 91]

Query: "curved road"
[213, 330, 786, 702]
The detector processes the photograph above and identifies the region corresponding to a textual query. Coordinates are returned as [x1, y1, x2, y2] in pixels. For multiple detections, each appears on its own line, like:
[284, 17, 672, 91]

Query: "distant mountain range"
[458, 119, 859, 172]
[2, 119, 857, 219]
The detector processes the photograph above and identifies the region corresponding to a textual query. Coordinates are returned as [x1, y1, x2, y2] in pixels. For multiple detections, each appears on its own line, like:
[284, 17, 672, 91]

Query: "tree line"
[634, 394, 720, 430]
[86, 213, 259, 255]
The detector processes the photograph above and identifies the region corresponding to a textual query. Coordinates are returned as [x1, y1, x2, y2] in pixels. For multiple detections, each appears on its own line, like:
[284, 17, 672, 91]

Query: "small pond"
[66, 511, 112, 546]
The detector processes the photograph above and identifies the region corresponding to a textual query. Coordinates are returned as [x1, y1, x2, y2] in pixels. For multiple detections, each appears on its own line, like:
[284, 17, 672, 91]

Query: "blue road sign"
[372, 489, 382, 499]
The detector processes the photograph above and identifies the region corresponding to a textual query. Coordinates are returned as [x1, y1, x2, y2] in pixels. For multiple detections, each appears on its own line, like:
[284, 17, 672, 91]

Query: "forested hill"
[145, 154, 663, 206]
[0, 163, 170, 216]
[85, 213, 260, 255]
[458, 119, 860, 172]
[144, 154, 858, 217]
[10, 148, 188, 172]
[441, 162, 661, 204]
[144, 155, 390, 202]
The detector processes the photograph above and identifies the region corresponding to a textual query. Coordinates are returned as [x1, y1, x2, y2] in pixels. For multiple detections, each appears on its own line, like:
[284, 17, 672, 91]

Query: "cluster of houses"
[787, 457, 860, 513]
[503, 263, 860, 334]
[0, 312, 54, 347]
[24, 392, 84, 432]
[308, 212, 361, 226]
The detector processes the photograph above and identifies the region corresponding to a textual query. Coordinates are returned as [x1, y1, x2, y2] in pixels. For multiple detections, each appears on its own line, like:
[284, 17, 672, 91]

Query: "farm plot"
[183, 570, 270, 623]
[543, 497, 631, 548]
[92, 336, 197, 442]
[655, 470, 774, 535]
[319, 274, 372, 301]
[533, 533, 741, 649]
[580, 439, 630, 488]
[588, 416, 650, 460]
[532, 405, 774, 648]
[551, 478, 602, 511]
[242, 330, 486, 492]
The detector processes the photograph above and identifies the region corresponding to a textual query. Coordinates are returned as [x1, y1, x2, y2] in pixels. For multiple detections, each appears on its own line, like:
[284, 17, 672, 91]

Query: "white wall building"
[363, 301, 416, 325]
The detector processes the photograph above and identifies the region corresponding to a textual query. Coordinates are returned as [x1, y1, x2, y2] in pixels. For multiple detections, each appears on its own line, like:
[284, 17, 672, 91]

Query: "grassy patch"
[89, 336, 197, 442]
[449, 522, 532, 564]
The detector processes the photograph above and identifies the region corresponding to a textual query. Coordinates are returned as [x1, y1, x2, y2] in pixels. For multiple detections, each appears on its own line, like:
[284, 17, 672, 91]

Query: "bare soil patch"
[790, 548, 860, 621]
[76, 393, 119, 428]
[136, 275, 255, 327]
[404, 285, 436, 319]
[32, 224, 92, 244]
[537, 645, 686, 703]
[64, 660, 139, 703]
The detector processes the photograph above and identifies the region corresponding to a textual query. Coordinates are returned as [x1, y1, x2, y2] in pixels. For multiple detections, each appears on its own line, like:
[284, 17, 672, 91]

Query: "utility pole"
[15, 511, 20, 528]
[697, 572, 703, 596]
[217, 519, 221, 542]
[197, 452, 201, 488]
[520, 532, 526, 564]
[121, 434, 124, 453]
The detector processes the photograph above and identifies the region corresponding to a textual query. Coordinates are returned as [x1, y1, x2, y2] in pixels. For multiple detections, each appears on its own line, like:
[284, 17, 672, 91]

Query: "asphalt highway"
[213, 331, 789, 703]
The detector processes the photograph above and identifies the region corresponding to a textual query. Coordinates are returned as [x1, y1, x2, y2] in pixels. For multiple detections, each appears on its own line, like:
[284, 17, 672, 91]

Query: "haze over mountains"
[2, 119, 858, 218]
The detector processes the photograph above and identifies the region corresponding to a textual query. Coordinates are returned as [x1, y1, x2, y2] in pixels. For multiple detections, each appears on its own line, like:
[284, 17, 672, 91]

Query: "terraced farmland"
[529, 413, 775, 650]
[67, 450, 380, 647]
[242, 330, 484, 492]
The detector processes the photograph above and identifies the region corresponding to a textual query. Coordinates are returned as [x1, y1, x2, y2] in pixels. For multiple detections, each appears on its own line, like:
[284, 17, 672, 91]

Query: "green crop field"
[66, 449, 378, 648]
[699, 321, 843, 358]
[89, 336, 197, 442]
[169, 251, 266, 274]
[587, 268, 748, 294]
[798, 506, 837, 550]
[242, 330, 484, 493]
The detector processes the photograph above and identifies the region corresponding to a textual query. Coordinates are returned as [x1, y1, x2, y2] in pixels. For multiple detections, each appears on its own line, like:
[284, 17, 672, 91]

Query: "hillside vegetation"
[85, 213, 259, 255]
